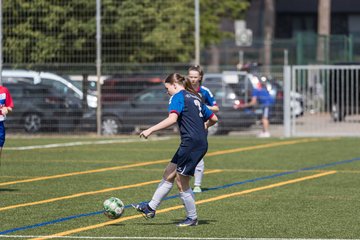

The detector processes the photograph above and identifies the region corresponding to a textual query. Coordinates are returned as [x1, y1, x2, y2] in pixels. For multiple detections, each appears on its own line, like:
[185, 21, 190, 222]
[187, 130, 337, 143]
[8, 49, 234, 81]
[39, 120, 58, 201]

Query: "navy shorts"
[171, 141, 208, 176]
[0, 121, 5, 147]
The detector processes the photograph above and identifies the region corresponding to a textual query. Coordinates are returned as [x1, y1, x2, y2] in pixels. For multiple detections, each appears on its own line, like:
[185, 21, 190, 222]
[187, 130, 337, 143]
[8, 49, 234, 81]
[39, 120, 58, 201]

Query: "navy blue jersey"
[197, 86, 217, 107]
[168, 90, 214, 143]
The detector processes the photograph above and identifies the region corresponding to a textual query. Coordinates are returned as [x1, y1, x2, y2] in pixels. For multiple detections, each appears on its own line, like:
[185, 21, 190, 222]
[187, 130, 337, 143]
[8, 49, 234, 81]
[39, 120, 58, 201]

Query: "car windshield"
[203, 83, 237, 106]
[2, 76, 34, 84]
[41, 78, 82, 99]
[133, 87, 166, 103]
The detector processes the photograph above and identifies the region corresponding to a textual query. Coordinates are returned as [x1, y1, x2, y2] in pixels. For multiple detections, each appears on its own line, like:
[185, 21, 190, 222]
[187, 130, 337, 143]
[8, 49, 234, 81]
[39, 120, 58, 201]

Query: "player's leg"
[175, 148, 206, 227]
[176, 173, 198, 227]
[147, 162, 176, 210]
[0, 122, 5, 167]
[133, 162, 176, 218]
[262, 107, 270, 137]
[258, 107, 270, 137]
[193, 159, 204, 192]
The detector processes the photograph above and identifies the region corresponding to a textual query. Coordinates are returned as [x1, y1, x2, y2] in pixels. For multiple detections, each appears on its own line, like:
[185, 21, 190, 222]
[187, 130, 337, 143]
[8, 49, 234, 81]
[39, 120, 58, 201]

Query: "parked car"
[1, 70, 97, 108]
[4, 82, 83, 133]
[65, 74, 107, 96]
[82, 80, 256, 135]
[101, 74, 163, 103]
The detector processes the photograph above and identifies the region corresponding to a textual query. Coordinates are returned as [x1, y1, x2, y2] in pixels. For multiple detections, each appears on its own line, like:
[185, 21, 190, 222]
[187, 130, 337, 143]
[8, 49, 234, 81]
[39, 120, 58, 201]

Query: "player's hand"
[1, 107, 8, 115]
[233, 100, 245, 109]
[233, 104, 244, 109]
[140, 129, 152, 139]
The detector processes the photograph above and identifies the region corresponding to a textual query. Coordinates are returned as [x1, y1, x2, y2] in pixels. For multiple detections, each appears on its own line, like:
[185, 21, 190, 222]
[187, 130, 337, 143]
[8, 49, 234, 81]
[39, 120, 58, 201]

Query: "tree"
[263, 0, 275, 74]
[3, 0, 97, 64]
[3, 0, 250, 66]
[317, 0, 331, 63]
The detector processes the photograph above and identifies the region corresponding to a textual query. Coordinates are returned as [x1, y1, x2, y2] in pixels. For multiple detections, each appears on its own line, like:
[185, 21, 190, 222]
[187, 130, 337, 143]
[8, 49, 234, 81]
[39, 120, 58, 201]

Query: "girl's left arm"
[205, 114, 218, 129]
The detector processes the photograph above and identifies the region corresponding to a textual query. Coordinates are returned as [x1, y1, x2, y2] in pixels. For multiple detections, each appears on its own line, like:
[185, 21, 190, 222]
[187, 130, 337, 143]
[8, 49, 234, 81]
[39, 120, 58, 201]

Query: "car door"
[124, 87, 169, 127]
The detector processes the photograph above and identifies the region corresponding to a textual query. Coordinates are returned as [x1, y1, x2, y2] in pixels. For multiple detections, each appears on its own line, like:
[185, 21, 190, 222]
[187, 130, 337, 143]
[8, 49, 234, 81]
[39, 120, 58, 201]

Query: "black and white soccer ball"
[103, 197, 125, 219]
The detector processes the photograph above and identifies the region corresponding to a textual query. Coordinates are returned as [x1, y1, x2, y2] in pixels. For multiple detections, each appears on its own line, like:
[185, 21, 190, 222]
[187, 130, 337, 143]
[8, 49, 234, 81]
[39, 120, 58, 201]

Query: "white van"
[1, 70, 97, 108]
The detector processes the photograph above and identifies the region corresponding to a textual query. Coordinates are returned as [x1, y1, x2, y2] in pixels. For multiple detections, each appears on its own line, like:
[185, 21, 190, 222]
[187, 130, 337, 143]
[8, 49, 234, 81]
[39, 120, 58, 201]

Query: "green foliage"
[200, 0, 249, 46]
[3, 0, 250, 64]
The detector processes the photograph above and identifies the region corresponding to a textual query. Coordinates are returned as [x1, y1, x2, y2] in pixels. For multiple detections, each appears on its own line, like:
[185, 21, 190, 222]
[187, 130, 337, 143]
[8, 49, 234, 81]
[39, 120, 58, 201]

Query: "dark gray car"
[5, 82, 83, 133]
[82, 82, 256, 135]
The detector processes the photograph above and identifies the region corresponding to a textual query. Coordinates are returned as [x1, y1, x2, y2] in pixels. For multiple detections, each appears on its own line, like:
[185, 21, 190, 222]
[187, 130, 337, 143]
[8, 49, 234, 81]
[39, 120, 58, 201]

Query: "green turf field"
[0, 135, 360, 239]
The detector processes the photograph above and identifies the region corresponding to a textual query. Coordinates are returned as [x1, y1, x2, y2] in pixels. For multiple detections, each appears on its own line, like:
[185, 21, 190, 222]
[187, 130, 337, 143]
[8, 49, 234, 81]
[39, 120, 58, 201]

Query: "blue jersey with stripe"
[198, 86, 217, 107]
[168, 90, 214, 143]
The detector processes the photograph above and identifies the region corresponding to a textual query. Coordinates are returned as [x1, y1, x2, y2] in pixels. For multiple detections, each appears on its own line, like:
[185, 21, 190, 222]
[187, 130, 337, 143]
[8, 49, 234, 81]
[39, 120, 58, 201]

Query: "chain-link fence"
[2, 0, 359, 137]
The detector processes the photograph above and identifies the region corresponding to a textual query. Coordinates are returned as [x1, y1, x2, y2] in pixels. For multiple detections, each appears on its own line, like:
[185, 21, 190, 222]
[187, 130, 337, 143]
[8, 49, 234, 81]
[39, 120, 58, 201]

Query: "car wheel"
[102, 116, 121, 135]
[24, 113, 42, 133]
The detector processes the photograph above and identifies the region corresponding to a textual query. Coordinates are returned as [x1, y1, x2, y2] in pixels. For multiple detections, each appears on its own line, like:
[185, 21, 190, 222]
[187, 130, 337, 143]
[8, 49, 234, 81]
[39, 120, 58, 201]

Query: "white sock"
[194, 159, 204, 187]
[180, 188, 197, 220]
[148, 179, 173, 210]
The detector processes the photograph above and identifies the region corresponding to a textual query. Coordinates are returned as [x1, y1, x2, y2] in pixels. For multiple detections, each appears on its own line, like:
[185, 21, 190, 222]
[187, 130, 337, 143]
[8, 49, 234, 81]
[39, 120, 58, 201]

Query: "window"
[135, 89, 165, 103]
[2, 76, 34, 84]
[41, 78, 81, 99]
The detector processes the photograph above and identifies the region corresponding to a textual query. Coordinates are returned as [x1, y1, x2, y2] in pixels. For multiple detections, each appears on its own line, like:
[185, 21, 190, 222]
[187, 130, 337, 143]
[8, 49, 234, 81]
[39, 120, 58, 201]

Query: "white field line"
[1, 236, 358, 240]
[5, 137, 171, 151]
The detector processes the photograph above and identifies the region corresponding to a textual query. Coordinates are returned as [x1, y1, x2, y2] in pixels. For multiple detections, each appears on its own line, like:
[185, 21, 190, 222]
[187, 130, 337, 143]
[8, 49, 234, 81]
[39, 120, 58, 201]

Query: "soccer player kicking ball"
[132, 73, 218, 227]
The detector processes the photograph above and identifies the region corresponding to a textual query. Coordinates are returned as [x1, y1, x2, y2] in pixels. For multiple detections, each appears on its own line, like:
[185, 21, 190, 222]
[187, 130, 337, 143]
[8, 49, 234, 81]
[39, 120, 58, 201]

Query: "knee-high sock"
[194, 159, 205, 187]
[180, 188, 197, 220]
[148, 179, 173, 210]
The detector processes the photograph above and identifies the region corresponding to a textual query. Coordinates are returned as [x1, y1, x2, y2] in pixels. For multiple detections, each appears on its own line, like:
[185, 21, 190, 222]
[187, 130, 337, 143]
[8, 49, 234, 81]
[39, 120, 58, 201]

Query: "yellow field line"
[206, 138, 320, 157]
[0, 160, 168, 187]
[0, 170, 223, 212]
[30, 170, 336, 240]
[0, 138, 324, 187]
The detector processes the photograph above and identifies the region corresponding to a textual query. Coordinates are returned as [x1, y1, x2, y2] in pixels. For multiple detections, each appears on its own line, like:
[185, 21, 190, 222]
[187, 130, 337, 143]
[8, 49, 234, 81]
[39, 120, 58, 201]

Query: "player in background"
[0, 84, 14, 166]
[132, 73, 218, 227]
[234, 79, 274, 137]
[188, 65, 219, 193]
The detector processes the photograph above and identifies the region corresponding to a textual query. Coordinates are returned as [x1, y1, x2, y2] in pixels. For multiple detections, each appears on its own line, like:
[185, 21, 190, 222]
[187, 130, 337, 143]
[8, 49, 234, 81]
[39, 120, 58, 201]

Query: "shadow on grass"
[107, 223, 126, 227]
[0, 188, 18, 192]
[132, 219, 216, 226]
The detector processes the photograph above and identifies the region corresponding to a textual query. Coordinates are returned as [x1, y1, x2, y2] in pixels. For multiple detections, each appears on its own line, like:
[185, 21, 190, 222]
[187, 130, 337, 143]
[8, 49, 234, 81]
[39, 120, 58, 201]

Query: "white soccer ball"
[103, 197, 125, 219]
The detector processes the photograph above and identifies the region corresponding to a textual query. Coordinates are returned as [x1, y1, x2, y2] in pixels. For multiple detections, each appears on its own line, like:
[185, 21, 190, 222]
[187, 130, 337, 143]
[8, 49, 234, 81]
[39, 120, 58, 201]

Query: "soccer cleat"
[193, 186, 202, 193]
[131, 203, 156, 219]
[257, 131, 271, 138]
[177, 217, 198, 227]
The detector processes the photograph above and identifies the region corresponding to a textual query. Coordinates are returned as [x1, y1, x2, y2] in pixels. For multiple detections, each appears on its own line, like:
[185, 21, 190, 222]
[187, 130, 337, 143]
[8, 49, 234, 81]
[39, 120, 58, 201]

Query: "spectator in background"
[234, 79, 274, 138]
[0, 84, 14, 166]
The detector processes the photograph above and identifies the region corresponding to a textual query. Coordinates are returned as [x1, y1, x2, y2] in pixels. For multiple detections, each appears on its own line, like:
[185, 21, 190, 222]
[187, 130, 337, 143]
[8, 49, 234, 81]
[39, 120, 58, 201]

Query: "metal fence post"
[284, 65, 291, 137]
[194, 0, 200, 65]
[96, 0, 102, 136]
